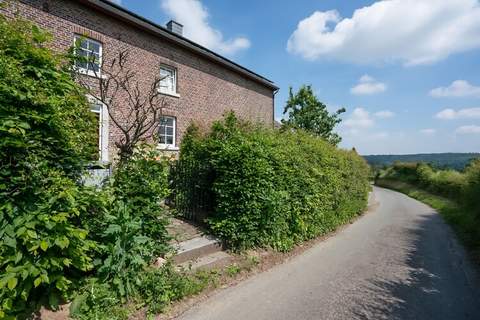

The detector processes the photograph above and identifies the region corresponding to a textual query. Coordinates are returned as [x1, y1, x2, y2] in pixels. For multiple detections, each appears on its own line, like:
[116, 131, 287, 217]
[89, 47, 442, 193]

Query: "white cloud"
[374, 110, 395, 119]
[435, 107, 480, 120]
[456, 125, 480, 134]
[287, 0, 480, 66]
[429, 80, 480, 98]
[350, 75, 387, 95]
[161, 0, 250, 55]
[420, 128, 436, 135]
[343, 108, 375, 133]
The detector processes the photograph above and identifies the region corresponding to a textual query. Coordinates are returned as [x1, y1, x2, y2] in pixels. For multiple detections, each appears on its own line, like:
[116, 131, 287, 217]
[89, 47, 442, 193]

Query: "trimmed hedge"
[179, 113, 370, 251]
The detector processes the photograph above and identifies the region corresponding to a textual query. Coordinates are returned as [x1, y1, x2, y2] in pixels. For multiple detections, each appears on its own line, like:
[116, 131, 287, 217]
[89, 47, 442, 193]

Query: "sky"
[111, 0, 480, 155]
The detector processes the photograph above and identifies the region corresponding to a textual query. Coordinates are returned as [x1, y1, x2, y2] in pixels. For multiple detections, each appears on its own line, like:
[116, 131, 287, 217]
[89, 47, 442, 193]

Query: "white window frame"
[74, 35, 103, 77]
[158, 65, 179, 97]
[158, 116, 177, 150]
[88, 96, 109, 162]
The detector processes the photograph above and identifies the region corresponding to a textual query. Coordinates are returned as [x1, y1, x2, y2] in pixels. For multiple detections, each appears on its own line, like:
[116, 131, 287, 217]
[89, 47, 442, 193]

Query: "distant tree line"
[363, 153, 480, 171]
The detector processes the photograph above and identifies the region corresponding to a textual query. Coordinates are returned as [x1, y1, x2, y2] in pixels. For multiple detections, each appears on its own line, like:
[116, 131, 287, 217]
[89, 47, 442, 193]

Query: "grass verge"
[376, 178, 480, 264]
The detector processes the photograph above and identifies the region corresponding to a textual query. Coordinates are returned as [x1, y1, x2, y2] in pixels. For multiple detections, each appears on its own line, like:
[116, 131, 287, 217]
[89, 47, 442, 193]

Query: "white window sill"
[157, 89, 180, 98]
[157, 145, 179, 151]
[76, 68, 107, 79]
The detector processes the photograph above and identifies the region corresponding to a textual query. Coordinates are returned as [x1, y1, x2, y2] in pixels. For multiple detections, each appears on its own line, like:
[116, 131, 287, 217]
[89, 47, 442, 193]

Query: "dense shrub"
[109, 145, 171, 256]
[80, 147, 172, 298]
[380, 162, 469, 199]
[464, 159, 480, 219]
[0, 16, 97, 317]
[70, 264, 213, 319]
[178, 113, 370, 251]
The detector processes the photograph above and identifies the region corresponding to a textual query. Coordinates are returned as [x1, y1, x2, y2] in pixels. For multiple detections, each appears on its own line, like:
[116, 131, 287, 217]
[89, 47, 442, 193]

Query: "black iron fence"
[169, 159, 215, 223]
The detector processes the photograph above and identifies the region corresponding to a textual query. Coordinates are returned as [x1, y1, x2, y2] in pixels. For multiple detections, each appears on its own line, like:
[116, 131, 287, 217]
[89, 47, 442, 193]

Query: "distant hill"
[363, 153, 480, 170]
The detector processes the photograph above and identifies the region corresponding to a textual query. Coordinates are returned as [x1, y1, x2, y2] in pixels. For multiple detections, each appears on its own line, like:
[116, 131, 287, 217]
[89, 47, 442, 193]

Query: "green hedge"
[178, 113, 370, 251]
[380, 161, 475, 201]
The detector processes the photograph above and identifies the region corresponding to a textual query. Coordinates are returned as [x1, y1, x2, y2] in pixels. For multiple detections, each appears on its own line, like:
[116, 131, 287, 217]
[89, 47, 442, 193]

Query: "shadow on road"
[350, 210, 480, 320]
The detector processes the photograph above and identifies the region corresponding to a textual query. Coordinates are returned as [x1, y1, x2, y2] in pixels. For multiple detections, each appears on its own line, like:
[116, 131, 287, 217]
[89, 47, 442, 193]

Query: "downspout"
[272, 88, 280, 128]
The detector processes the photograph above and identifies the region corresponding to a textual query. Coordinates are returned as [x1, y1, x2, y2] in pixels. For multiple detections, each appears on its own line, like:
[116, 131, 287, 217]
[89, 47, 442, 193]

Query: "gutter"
[77, 0, 279, 91]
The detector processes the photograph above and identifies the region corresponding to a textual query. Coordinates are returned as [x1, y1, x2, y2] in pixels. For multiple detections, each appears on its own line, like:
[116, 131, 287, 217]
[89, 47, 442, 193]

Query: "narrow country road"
[175, 187, 480, 320]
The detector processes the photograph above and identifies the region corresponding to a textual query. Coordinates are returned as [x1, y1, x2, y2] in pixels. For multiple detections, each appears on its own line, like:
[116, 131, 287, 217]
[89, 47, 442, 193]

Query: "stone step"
[173, 235, 223, 264]
[179, 251, 233, 272]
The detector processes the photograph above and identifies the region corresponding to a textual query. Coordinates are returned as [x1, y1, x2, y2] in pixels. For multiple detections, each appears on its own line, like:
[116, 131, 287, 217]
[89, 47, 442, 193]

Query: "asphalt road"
[176, 187, 480, 320]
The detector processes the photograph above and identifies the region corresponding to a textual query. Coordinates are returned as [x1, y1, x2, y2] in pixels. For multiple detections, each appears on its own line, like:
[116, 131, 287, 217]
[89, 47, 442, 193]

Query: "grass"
[376, 178, 480, 264]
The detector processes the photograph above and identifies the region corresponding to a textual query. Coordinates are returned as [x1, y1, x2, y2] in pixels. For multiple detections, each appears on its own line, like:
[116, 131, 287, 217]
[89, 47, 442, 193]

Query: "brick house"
[2, 0, 278, 162]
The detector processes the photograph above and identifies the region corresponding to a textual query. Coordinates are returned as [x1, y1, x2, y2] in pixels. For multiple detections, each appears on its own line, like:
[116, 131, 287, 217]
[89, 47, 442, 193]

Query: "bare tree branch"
[73, 47, 169, 162]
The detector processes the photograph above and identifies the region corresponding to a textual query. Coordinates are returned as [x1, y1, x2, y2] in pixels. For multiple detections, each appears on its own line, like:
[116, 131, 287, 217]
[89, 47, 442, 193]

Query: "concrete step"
[173, 235, 223, 264]
[179, 251, 233, 272]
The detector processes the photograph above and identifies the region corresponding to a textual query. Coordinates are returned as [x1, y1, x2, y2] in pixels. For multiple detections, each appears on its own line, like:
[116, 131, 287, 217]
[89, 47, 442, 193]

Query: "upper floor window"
[158, 116, 176, 148]
[159, 66, 177, 95]
[74, 36, 102, 76]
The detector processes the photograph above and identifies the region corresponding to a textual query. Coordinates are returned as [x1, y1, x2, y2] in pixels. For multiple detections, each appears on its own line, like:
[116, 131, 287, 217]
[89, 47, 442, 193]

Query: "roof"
[77, 0, 279, 90]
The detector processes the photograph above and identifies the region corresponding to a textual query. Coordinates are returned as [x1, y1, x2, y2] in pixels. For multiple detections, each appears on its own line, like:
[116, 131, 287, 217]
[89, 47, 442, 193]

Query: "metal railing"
[169, 159, 215, 223]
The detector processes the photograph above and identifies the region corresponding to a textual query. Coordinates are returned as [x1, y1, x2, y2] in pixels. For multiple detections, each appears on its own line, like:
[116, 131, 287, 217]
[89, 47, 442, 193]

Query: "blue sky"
[114, 0, 480, 155]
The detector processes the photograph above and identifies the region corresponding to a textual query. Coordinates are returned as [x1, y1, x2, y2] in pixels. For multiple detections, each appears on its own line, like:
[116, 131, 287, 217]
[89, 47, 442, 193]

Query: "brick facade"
[2, 0, 276, 160]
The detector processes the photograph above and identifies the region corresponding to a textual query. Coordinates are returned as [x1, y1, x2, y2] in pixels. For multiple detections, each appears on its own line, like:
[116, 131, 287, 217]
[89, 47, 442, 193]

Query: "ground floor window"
[89, 99, 109, 162]
[158, 116, 176, 149]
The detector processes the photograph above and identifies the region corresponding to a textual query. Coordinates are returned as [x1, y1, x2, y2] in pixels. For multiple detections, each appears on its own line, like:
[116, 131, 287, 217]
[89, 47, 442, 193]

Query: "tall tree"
[282, 85, 345, 145]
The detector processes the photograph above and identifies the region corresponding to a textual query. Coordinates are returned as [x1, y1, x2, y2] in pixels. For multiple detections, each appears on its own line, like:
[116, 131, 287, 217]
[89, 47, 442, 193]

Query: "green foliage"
[0, 15, 97, 318]
[179, 113, 370, 251]
[0, 16, 175, 318]
[464, 159, 480, 219]
[97, 201, 155, 298]
[69, 279, 131, 320]
[80, 146, 172, 298]
[281, 85, 345, 145]
[380, 162, 468, 199]
[111, 145, 171, 256]
[136, 266, 212, 315]
[70, 265, 214, 319]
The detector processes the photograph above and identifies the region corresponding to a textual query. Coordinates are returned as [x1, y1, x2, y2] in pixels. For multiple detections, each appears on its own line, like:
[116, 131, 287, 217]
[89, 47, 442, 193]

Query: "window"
[74, 36, 102, 76]
[89, 99, 109, 162]
[158, 116, 176, 148]
[159, 66, 177, 95]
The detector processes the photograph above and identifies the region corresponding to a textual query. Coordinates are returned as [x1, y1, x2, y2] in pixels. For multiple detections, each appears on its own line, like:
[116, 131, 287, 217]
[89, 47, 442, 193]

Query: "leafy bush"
[80, 146, 172, 298]
[70, 265, 213, 319]
[177, 113, 370, 251]
[136, 266, 211, 315]
[0, 15, 97, 318]
[96, 201, 156, 298]
[69, 279, 131, 320]
[381, 162, 468, 199]
[110, 145, 171, 256]
[464, 159, 480, 219]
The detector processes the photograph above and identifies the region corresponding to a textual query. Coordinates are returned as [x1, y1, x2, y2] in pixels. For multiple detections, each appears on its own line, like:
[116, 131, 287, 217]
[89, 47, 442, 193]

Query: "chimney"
[166, 20, 183, 36]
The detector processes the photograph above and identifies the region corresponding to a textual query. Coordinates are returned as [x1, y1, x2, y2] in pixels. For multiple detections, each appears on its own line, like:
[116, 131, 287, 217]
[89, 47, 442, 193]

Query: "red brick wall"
[2, 0, 275, 159]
